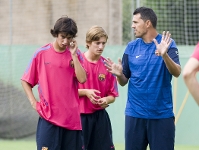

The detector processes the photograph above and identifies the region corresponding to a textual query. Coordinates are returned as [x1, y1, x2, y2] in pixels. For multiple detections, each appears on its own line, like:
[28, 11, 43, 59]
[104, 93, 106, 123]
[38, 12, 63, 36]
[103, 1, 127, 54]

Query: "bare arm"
[69, 40, 87, 83]
[116, 73, 128, 86]
[21, 80, 37, 110]
[162, 53, 181, 77]
[78, 89, 101, 104]
[72, 54, 87, 83]
[183, 58, 199, 105]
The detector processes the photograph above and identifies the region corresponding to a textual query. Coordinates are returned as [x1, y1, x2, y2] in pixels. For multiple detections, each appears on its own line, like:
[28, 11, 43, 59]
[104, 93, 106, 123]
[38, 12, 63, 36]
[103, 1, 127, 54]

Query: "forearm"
[183, 58, 199, 105]
[105, 95, 115, 104]
[183, 74, 199, 105]
[72, 54, 87, 83]
[117, 73, 128, 86]
[21, 80, 37, 109]
[162, 53, 181, 77]
[78, 89, 87, 96]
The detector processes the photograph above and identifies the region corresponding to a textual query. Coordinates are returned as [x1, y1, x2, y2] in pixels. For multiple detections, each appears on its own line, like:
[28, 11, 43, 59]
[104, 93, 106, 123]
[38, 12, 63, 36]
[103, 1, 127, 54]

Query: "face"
[87, 37, 107, 56]
[55, 33, 73, 51]
[132, 13, 148, 38]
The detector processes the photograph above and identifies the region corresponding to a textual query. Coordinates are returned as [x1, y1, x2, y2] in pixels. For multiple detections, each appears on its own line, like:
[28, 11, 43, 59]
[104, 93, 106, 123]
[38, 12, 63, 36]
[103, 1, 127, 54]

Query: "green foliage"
[122, 0, 133, 45]
[122, 0, 199, 45]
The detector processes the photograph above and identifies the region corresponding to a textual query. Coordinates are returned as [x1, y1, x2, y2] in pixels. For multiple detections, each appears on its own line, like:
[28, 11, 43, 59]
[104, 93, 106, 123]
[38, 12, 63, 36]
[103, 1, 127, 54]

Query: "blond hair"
[86, 25, 108, 49]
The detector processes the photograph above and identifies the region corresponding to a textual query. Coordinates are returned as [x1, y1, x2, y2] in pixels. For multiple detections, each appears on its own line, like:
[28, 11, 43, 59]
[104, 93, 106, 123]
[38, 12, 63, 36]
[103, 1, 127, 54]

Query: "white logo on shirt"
[175, 51, 179, 55]
[136, 55, 141, 58]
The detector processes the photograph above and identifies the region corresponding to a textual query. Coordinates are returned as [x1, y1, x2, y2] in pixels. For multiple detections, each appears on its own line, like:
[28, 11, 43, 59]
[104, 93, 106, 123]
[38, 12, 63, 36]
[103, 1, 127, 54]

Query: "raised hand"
[104, 58, 123, 77]
[69, 39, 78, 55]
[153, 31, 172, 57]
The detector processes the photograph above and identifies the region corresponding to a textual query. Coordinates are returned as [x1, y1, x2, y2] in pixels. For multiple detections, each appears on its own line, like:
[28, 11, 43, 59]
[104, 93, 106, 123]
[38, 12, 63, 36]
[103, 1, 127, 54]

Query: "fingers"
[162, 31, 171, 44]
[90, 96, 98, 104]
[70, 39, 78, 49]
[153, 38, 158, 46]
[118, 58, 122, 65]
[107, 57, 113, 64]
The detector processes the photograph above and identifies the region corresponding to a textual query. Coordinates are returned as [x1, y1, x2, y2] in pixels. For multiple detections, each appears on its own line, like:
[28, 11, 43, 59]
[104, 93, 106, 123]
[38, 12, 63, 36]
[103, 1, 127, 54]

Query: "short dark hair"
[50, 16, 78, 37]
[133, 7, 157, 28]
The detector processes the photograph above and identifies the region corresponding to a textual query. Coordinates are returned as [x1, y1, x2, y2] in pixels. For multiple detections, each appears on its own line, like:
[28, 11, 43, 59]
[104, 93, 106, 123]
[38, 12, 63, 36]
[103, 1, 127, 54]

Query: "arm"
[117, 73, 129, 86]
[21, 80, 37, 110]
[162, 53, 181, 77]
[183, 58, 199, 105]
[72, 54, 87, 83]
[78, 89, 101, 104]
[69, 40, 87, 83]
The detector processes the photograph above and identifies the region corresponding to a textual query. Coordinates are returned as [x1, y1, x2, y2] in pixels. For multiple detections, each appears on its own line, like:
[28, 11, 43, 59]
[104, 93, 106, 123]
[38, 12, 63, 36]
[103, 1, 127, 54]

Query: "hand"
[104, 58, 123, 77]
[98, 97, 109, 108]
[85, 89, 101, 104]
[31, 100, 37, 110]
[153, 31, 172, 57]
[69, 39, 78, 55]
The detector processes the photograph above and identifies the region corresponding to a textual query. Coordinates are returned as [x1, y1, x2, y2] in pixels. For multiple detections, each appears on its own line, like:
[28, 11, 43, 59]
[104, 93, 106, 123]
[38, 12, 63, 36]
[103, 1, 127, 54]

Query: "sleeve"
[167, 40, 181, 65]
[191, 42, 199, 61]
[76, 49, 88, 77]
[21, 54, 38, 87]
[107, 74, 119, 97]
[122, 53, 131, 79]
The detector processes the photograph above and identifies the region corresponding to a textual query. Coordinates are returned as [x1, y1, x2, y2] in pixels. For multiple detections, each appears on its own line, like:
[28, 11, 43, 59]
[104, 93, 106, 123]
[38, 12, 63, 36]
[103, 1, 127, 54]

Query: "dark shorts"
[125, 116, 175, 150]
[36, 117, 84, 150]
[81, 109, 115, 150]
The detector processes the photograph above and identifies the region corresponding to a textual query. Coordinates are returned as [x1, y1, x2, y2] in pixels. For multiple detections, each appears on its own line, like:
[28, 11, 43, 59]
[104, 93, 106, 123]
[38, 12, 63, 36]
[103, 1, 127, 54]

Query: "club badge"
[98, 73, 105, 81]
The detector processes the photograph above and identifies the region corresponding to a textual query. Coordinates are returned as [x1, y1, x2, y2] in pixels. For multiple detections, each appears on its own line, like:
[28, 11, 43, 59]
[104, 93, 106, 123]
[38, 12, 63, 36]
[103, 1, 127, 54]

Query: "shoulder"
[125, 38, 142, 54]
[33, 43, 51, 58]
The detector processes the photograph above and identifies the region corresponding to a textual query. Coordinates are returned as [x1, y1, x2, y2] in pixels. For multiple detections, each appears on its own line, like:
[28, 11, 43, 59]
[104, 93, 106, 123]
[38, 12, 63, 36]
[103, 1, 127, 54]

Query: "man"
[105, 7, 181, 150]
[78, 25, 118, 150]
[183, 42, 199, 105]
[21, 16, 87, 150]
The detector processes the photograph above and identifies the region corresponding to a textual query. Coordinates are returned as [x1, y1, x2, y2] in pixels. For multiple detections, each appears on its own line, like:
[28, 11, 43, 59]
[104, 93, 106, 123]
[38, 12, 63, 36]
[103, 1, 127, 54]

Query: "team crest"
[98, 73, 105, 81]
[70, 60, 74, 68]
[42, 147, 48, 150]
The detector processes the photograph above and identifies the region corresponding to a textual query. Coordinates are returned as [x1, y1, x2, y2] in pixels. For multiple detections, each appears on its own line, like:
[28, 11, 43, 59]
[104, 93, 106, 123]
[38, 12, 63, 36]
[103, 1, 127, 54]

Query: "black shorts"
[125, 116, 175, 150]
[36, 117, 84, 150]
[81, 109, 115, 150]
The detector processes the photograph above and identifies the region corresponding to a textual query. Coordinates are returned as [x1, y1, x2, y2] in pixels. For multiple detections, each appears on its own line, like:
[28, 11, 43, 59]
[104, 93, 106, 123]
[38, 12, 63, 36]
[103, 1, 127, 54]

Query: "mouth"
[62, 44, 67, 47]
[97, 50, 103, 53]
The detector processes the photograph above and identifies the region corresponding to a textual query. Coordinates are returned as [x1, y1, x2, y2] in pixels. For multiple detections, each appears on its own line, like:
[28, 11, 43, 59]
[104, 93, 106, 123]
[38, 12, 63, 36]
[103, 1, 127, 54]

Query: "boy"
[21, 16, 86, 150]
[78, 25, 118, 150]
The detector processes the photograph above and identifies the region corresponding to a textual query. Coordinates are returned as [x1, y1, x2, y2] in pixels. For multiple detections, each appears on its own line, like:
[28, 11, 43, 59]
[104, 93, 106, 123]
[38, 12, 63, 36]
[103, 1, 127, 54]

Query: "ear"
[145, 20, 151, 28]
[86, 42, 91, 47]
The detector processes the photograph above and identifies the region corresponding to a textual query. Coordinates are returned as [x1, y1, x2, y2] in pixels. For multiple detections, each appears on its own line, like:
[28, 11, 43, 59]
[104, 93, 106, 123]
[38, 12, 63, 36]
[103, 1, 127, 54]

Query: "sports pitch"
[1, 139, 199, 150]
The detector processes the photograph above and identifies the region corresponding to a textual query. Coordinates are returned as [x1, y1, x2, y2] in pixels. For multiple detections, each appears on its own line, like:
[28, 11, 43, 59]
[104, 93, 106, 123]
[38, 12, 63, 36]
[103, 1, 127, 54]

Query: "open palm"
[153, 31, 172, 57]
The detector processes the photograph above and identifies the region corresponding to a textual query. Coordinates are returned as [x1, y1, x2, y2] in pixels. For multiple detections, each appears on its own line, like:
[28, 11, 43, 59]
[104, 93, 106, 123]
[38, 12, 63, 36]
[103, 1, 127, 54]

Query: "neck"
[84, 51, 100, 63]
[53, 41, 66, 52]
[142, 29, 158, 43]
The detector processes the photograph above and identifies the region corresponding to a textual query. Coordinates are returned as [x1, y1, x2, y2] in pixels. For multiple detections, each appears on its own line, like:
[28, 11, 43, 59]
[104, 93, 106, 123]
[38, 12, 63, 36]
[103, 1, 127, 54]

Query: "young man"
[78, 25, 118, 150]
[21, 16, 87, 150]
[183, 42, 199, 105]
[105, 7, 181, 150]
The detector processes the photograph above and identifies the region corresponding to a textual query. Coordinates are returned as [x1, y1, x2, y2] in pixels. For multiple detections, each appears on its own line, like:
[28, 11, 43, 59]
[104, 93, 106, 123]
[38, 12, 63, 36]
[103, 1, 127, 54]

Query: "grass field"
[1, 139, 199, 150]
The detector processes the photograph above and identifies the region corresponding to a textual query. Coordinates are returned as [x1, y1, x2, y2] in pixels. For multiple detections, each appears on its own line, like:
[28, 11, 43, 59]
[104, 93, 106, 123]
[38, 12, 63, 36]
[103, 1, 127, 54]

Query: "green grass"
[0, 140, 199, 150]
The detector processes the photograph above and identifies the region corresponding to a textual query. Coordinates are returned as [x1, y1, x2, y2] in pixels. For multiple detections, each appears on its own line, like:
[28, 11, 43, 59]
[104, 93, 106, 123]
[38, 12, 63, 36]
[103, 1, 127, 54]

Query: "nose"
[63, 38, 68, 44]
[99, 43, 104, 49]
[131, 23, 135, 29]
